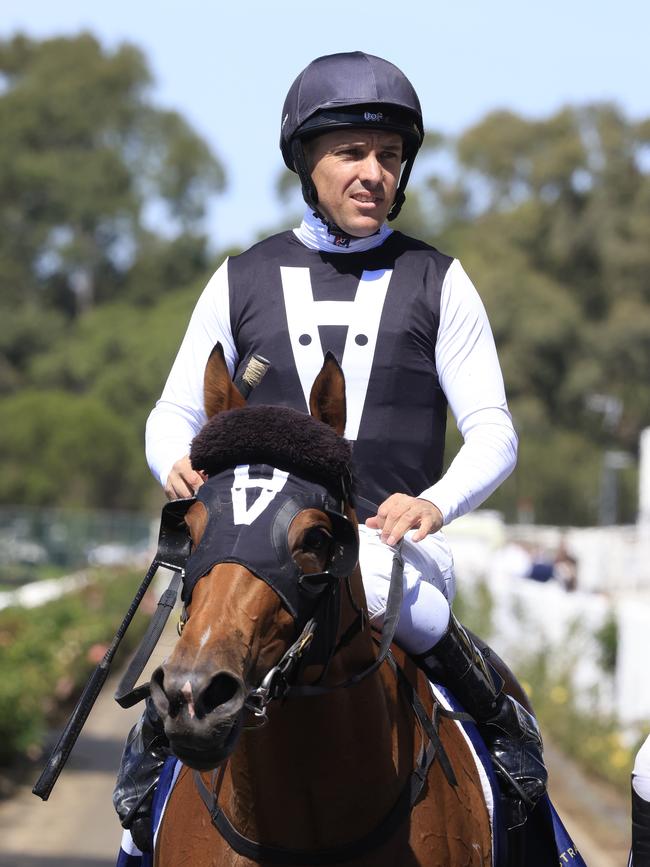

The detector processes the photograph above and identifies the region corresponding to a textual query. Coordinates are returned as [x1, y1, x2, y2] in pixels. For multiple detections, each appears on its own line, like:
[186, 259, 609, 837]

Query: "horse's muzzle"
[149, 664, 246, 769]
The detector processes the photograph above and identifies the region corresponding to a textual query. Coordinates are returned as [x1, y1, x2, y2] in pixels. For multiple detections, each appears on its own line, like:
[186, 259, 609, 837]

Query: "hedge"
[0, 568, 151, 766]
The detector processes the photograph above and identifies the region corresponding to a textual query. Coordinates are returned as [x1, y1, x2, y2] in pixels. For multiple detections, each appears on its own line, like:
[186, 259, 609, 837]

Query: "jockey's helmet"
[280, 52, 424, 222]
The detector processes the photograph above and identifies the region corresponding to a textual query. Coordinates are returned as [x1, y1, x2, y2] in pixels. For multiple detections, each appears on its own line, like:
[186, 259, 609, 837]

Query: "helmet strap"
[387, 153, 416, 221]
[291, 139, 355, 241]
[291, 139, 319, 212]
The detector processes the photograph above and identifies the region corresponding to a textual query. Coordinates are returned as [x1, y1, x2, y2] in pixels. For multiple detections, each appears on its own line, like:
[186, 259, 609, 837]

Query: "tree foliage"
[1, 32, 647, 526]
[393, 103, 650, 523]
[0, 33, 224, 373]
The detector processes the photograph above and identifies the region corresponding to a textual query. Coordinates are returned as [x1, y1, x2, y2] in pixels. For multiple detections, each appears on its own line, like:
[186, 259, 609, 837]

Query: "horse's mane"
[190, 406, 353, 498]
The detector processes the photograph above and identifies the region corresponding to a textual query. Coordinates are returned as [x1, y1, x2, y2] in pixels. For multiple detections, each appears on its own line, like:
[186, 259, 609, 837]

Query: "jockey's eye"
[302, 526, 332, 554]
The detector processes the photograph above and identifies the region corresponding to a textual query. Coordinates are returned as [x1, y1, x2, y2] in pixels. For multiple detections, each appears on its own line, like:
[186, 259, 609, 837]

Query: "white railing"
[447, 512, 650, 726]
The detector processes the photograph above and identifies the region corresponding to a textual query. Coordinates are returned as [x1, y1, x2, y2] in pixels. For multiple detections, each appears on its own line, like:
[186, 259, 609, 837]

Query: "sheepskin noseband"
[190, 406, 353, 502]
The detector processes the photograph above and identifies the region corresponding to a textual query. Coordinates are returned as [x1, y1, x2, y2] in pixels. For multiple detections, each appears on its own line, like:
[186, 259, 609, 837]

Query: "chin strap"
[387, 153, 415, 221]
[292, 139, 319, 213]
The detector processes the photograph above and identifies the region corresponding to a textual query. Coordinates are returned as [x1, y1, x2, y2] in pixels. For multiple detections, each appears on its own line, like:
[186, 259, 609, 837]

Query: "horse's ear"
[309, 352, 346, 436]
[204, 343, 246, 419]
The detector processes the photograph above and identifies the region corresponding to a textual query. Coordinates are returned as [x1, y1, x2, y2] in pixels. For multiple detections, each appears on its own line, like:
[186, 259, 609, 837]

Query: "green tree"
[395, 104, 649, 523]
[0, 390, 147, 508]
[0, 33, 225, 387]
[27, 279, 207, 442]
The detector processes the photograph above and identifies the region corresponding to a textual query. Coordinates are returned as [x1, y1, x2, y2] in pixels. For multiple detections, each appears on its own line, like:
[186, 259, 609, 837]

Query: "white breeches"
[359, 524, 455, 655]
[633, 734, 650, 801]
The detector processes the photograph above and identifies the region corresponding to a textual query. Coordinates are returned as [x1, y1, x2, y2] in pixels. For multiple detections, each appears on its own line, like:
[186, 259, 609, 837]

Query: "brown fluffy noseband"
[190, 406, 353, 498]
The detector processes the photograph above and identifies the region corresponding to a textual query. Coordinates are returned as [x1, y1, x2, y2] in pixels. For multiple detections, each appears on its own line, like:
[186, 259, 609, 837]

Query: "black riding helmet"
[280, 51, 424, 231]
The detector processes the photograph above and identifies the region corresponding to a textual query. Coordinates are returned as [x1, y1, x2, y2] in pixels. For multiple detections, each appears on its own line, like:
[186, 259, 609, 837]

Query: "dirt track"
[0, 684, 140, 866]
[545, 740, 631, 866]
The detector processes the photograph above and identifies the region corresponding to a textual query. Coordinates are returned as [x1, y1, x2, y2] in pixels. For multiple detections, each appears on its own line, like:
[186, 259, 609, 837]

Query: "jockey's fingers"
[380, 495, 414, 523]
[367, 496, 443, 543]
[381, 506, 422, 545]
[410, 513, 437, 543]
[166, 478, 192, 500]
[366, 495, 402, 530]
[165, 471, 203, 500]
[367, 503, 394, 528]
[165, 455, 205, 500]
[190, 472, 206, 491]
[411, 502, 444, 542]
[367, 495, 418, 533]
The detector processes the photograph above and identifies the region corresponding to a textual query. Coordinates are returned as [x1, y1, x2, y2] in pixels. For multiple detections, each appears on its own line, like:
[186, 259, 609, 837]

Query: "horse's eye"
[302, 527, 332, 553]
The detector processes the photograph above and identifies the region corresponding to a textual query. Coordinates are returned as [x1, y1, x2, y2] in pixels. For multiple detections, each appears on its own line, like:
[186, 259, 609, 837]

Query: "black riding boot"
[631, 781, 650, 864]
[113, 697, 171, 852]
[415, 613, 548, 830]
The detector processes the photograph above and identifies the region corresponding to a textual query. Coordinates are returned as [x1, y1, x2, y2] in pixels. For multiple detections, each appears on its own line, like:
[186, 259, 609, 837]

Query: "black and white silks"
[146, 209, 517, 525]
[144, 211, 517, 653]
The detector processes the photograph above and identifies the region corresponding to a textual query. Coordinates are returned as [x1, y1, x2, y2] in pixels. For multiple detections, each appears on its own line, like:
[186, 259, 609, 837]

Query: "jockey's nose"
[150, 664, 245, 721]
[359, 151, 383, 186]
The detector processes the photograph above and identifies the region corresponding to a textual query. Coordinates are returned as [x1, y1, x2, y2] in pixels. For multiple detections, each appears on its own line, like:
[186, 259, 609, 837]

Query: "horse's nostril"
[201, 672, 240, 715]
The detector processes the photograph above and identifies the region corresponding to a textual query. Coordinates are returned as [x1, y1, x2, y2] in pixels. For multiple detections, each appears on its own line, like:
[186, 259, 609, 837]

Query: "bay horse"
[149, 347, 494, 866]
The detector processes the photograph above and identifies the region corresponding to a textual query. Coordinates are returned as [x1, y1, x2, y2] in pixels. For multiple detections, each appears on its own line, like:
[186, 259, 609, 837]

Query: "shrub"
[0, 568, 151, 765]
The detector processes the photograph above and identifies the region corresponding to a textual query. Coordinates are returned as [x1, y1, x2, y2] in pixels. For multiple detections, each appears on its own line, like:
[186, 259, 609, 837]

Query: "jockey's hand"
[165, 455, 206, 500]
[365, 494, 443, 546]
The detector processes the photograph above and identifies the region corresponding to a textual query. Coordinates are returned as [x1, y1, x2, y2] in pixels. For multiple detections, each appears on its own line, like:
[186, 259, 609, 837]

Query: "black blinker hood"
[182, 466, 358, 628]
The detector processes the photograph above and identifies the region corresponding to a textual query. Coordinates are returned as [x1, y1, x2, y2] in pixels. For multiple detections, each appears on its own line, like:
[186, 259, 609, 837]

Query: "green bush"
[0, 568, 150, 765]
[0, 390, 143, 509]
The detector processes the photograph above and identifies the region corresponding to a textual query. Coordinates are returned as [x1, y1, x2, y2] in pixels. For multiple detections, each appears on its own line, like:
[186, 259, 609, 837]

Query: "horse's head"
[150, 346, 363, 770]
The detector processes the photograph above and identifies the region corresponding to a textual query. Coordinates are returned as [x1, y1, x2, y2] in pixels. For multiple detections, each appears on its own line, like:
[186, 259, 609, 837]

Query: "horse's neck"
[225, 579, 408, 847]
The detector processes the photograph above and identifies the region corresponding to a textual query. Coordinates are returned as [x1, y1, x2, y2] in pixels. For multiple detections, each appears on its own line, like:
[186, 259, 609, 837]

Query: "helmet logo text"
[363, 111, 384, 122]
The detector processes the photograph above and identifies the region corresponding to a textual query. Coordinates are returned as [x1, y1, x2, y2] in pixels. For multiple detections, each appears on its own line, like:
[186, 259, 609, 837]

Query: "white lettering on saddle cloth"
[231, 465, 289, 525]
[280, 266, 392, 441]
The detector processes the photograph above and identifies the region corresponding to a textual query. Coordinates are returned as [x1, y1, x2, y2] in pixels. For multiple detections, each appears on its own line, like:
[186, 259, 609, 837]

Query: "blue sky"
[4, 1, 650, 248]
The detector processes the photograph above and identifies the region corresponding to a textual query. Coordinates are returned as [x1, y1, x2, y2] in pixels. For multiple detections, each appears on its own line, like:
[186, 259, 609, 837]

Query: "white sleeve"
[145, 259, 239, 487]
[418, 259, 518, 524]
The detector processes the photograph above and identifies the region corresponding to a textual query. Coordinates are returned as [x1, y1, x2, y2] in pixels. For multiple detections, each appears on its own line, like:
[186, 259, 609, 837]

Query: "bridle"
[175, 471, 466, 864]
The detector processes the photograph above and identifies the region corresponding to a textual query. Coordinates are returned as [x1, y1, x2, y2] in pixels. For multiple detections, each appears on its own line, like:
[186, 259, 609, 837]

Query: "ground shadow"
[61, 732, 126, 776]
[2, 730, 125, 801]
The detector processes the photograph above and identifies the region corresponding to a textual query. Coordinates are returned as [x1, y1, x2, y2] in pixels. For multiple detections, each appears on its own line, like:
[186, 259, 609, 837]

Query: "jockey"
[631, 734, 650, 864]
[114, 51, 547, 850]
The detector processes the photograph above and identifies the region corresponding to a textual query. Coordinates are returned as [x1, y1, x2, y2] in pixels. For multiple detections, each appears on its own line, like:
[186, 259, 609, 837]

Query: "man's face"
[307, 128, 403, 237]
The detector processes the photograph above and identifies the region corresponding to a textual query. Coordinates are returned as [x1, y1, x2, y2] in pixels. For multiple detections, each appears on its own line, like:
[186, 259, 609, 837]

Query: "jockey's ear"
[204, 343, 246, 419]
[309, 352, 346, 436]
